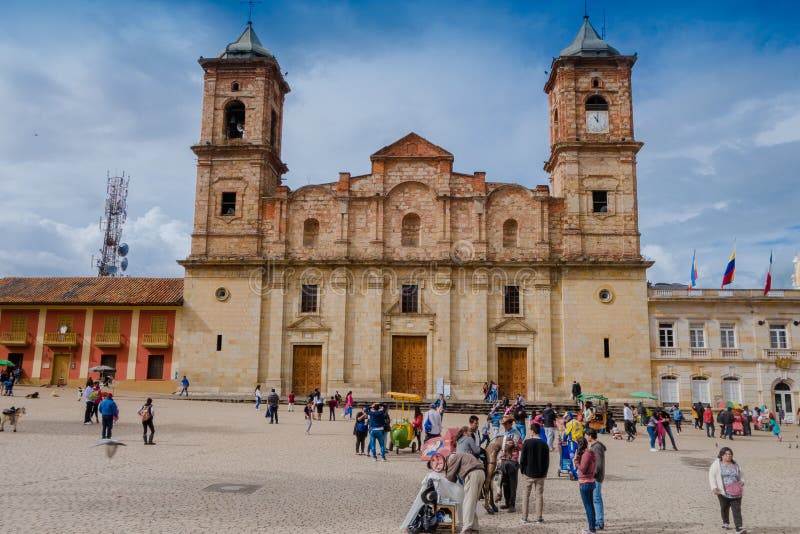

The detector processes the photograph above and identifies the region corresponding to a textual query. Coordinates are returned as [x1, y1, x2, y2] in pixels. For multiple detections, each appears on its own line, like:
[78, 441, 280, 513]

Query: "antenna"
[95, 172, 130, 277]
[602, 9, 606, 39]
[241, 0, 262, 23]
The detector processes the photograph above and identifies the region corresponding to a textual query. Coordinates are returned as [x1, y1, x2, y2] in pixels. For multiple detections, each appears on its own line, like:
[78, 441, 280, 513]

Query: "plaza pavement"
[2, 386, 799, 533]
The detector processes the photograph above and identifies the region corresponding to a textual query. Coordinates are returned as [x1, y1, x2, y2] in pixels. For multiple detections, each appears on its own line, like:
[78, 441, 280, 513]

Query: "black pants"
[717, 495, 742, 529]
[101, 415, 114, 439]
[706, 422, 715, 437]
[356, 431, 367, 453]
[663, 425, 677, 449]
[84, 402, 94, 423]
[142, 419, 155, 442]
[270, 406, 279, 423]
[500, 460, 519, 508]
[329, 407, 335, 421]
[743, 420, 751, 436]
[91, 403, 99, 422]
[675, 419, 682, 433]
[695, 416, 704, 429]
[624, 420, 636, 440]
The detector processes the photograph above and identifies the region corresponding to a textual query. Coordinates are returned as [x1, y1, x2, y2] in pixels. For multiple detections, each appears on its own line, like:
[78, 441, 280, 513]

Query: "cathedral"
[0, 18, 797, 415]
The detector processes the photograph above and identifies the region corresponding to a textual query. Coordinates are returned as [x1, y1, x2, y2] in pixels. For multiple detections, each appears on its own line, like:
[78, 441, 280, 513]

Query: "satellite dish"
[58, 324, 68, 334]
[107, 265, 118, 275]
[121, 258, 128, 272]
[118, 243, 129, 257]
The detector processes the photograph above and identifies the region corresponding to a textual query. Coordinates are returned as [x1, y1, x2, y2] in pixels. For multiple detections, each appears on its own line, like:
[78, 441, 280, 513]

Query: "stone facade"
[177, 21, 655, 402]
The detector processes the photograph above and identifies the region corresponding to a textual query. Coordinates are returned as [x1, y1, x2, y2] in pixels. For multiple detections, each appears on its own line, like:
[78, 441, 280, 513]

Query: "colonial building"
[0, 19, 797, 414]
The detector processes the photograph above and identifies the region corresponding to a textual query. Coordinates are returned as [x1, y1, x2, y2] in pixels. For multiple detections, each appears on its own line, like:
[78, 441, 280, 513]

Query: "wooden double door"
[391, 336, 427, 398]
[498, 347, 527, 399]
[50, 354, 70, 385]
[292, 345, 322, 398]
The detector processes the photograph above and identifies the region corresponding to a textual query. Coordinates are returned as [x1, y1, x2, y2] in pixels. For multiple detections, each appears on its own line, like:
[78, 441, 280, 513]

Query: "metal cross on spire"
[241, 0, 262, 24]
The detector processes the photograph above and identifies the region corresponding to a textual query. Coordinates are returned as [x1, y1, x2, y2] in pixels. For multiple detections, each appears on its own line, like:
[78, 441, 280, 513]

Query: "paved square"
[2, 388, 798, 533]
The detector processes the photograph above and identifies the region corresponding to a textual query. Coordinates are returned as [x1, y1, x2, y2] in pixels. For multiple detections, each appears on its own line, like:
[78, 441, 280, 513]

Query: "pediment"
[386, 298, 435, 316]
[286, 315, 330, 331]
[489, 317, 536, 334]
[371, 132, 453, 160]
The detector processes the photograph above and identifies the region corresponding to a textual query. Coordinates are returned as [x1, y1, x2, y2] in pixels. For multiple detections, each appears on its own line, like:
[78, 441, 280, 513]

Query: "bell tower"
[189, 22, 290, 259]
[544, 16, 642, 260]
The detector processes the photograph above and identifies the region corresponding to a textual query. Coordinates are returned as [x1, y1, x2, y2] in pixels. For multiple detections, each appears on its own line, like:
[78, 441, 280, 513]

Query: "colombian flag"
[721, 241, 736, 288]
[690, 250, 698, 290]
[763, 251, 773, 295]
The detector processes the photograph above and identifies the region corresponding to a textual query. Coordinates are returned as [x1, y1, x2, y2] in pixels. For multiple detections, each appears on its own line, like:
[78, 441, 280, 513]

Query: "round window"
[598, 289, 613, 303]
[215, 287, 230, 302]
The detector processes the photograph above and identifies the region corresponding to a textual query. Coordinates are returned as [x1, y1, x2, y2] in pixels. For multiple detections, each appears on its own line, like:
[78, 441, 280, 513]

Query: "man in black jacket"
[719, 407, 735, 440]
[266, 388, 280, 424]
[518, 422, 549, 524]
[571, 380, 582, 401]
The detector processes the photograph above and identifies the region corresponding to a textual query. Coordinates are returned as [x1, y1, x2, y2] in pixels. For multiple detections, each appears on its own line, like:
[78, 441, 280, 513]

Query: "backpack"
[140, 405, 152, 422]
[355, 418, 368, 433]
[423, 416, 432, 434]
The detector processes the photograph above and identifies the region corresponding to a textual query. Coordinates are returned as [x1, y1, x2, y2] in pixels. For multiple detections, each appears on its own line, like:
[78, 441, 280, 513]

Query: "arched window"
[660, 375, 679, 404]
[303, 218, 319, 248]
[591, 78, 601, 88]
[231, 81, 240, 92]
[502, 219, 518, 248]
[585, 95, 608, 111]
[691, 376, 710, 404]
[225, 100, 246, 139]
[722, 377, 742, 404]
[553, 108, 559, 125]
[401, 213, 420, 247]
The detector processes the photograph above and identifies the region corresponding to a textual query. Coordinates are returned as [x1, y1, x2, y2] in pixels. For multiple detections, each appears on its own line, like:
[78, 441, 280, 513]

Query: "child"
[770, 415, 782, 442]
[610, 423, 623, 440]
[287, 391, 295, 412]
[304, 401, 313, 434]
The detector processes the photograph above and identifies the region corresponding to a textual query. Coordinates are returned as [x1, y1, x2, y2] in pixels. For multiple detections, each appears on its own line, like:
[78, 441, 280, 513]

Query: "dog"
[0, 406, 26, 432]
[25, 391, 39, 399]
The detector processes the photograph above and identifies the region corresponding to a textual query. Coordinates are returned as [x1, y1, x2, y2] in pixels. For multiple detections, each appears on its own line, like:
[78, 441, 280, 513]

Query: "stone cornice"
[544, 141, 644, 172]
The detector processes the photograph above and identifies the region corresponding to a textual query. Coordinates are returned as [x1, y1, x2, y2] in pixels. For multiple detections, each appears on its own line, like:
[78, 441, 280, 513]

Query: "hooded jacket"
[590, 440, 607, 483]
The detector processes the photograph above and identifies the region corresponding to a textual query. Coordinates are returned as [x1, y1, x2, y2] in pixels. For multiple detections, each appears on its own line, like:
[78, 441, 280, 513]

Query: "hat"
[564, 411, 573, 419]
[501, 415, 514, 424]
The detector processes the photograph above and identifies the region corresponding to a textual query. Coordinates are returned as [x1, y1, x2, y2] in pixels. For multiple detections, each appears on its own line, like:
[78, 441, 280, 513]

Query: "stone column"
[432, 270, 451, 393]
[262, 269, 286, 392]
[327, 271, 348, 388]
[533, 286, 554, 398]
[31, 307, 47, 379]
[127, 309, 141, 381]
[78, 309, 94, 379]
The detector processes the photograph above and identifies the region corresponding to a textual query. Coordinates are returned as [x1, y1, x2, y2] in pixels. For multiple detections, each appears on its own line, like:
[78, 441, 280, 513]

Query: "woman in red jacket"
[412, 406, 423, 450]
[575, 437, 598, 534]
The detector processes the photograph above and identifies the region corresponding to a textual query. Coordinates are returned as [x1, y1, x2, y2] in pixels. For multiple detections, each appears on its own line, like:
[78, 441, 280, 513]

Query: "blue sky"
[0, 0, 798, 287]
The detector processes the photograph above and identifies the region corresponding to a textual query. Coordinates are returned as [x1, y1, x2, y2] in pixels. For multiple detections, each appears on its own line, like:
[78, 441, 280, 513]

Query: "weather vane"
[241, 0, 262, 23]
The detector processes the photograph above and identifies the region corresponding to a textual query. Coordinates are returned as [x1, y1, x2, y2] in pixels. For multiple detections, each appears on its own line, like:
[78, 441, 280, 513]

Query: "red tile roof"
[0, 278, 183, 306]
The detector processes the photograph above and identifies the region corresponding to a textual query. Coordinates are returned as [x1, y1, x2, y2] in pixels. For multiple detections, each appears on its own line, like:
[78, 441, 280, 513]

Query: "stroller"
[557, 436, 578, 480]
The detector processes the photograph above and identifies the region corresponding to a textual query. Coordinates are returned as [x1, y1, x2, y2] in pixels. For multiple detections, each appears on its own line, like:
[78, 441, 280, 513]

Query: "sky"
[0, 0, 798, 288]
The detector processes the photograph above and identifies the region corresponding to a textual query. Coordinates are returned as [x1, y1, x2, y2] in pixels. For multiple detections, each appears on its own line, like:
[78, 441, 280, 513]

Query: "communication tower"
[96, 172, 130, 276]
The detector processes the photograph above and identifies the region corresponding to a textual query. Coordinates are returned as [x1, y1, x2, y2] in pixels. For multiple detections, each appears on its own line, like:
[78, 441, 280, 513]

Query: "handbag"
[724, 465, 743, 497]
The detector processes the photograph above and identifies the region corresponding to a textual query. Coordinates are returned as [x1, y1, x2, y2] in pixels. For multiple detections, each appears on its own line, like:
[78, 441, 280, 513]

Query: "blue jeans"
[593, 481, 604, 527]
[369, 429, 386, 459]
[515, 423, 526, 440]
[255, 397, 261, 410]
[579, 482, 596, 532]
[646, 425, 656, 448]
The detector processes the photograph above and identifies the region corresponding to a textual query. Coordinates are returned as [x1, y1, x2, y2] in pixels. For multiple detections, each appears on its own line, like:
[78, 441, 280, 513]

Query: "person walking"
[266, 388, 280, 424]
[343, 391, 354, 419]
[354, 408, 368, 455]
[138, 398, 155, 445]
[541, 402, 557, 451]
[646, 413, 658, 452]
[82, 379, 94, 425]
[303, 400, 313, 434]
[660, 410, 679, 450]
[741, 406, 752, 436]
[672, 405, 683, 433]
[424, 402, 442, 441]
[575, 436, 598, 534]
[180, 375, 189, 397]
[636, 402, 647, 426]
[586, 429, 606, 531]
[720, 407, 735, 441]
[571, 380, 582, 402]
[498, 415, 522, 513]
[519, 422, 549, 525]
[709, 447, 747, 533]
[91, 382, 102, 423]
[366, 402, 388, 462]
[704, 406, 715, 437]
[622, 403, 636, 442]
[314, 389, 324, 421]
[441, 451, 485, 534]
[328, 396, 338, 421]
[412, 406, 423, 451]
[287, 391, 295, 412]
[778, 407, 785, 426]
[98, 393, 119, 439]
[254, 385, 262, 410]
[694, 402, 705, 430]
[769, 414, 782, 442]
